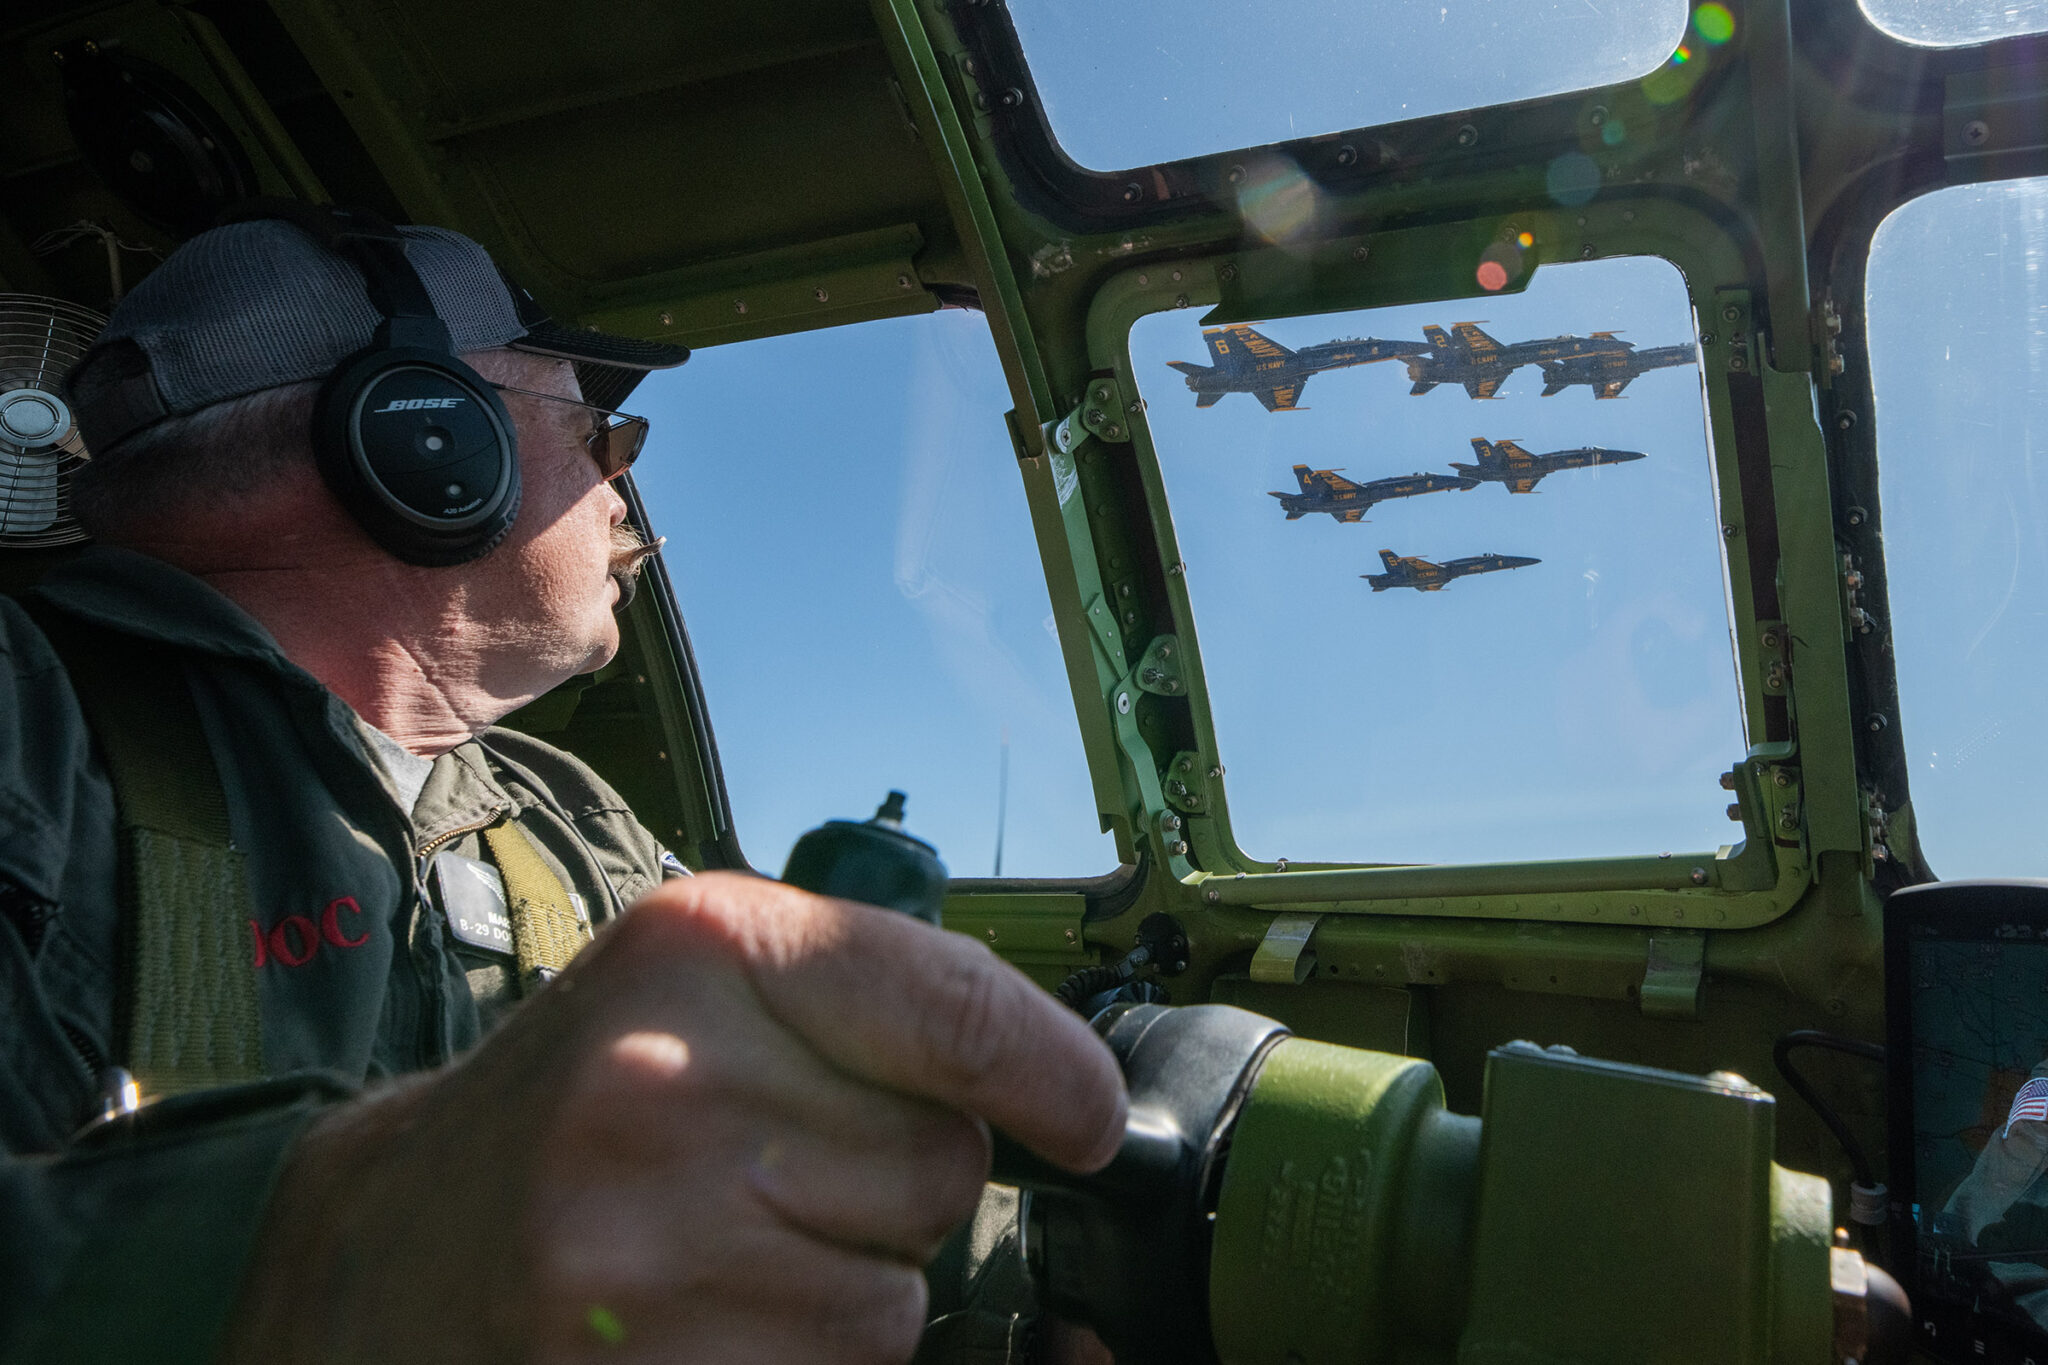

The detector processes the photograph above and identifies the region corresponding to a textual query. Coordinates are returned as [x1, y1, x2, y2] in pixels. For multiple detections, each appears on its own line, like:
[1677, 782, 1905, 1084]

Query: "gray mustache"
[610, 523, 665, 610]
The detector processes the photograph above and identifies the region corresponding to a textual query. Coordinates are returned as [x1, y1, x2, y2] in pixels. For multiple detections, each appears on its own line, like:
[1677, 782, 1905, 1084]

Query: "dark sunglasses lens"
[592, 416, 648, 480]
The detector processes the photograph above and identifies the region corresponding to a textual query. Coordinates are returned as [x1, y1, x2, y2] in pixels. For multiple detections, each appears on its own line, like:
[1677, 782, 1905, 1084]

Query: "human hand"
[225, 872, 1128, 1364]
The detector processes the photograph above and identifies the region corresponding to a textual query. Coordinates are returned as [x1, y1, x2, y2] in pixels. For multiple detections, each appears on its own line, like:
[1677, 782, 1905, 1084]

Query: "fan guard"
[0, 293, 106, 549]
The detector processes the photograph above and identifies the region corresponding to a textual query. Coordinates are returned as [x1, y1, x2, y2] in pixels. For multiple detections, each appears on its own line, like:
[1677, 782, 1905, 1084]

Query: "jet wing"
[1316, 469, 1365, 493]
[1257, 384, 1303, 411]
[1596, 379, 1630, 399]
[1409, 380, 1439, 396]
[1194, 391, 1222, 407]
[1465, 376, 1505, 400]
[1507, 476, 1540, 494]
[1337, 509, 1365, 523]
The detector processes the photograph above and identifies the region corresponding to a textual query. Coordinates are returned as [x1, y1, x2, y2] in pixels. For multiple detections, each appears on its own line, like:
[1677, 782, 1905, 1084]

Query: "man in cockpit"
[0, 210, 1124, 1363]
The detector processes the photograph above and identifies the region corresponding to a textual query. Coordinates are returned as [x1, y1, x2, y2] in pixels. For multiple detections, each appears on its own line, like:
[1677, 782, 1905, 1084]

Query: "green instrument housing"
[1210, 1037, 1833, 1365]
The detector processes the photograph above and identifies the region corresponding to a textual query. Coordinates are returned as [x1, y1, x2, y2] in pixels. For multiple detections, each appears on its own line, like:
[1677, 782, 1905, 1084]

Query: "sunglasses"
[489, 383, 649, 482]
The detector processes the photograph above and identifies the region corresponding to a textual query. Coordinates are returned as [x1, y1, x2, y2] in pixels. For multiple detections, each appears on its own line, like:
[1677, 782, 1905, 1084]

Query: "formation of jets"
[1261, 436, 1645, 592]
[1170, 322, 1694, 409]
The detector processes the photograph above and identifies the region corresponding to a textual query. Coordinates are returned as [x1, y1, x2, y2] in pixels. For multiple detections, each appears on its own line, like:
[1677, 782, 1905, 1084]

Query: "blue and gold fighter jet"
[1403, 323, 1642, 399]
[1365, 548, 1541, 591]
[1269, 464, 1478, 522]
[1535, 341, 1696, 398]
[1449, 437, 1647, 493]
[1169, 325, 1427, 411]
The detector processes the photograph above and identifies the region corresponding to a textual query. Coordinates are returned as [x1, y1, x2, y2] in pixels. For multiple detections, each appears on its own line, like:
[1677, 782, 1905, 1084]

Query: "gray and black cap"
[65, 217, 689, 454]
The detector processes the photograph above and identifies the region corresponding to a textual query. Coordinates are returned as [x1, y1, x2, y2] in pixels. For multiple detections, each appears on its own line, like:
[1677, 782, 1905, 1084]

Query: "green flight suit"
[0, 547, 676, 1363]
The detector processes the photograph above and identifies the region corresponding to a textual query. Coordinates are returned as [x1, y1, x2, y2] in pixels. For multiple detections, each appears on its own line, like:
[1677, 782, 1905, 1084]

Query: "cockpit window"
[1856, 0, 2048, 47]
[632, 312, 1115, 877]
[1005, 0, 1691, 172]
[1127, 255, 1740, 864]
[1867, 177, 2048, 878]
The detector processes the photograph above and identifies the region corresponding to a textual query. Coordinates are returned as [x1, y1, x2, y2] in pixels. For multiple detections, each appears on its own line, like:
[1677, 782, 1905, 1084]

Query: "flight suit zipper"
[408, 805, 507, 1068]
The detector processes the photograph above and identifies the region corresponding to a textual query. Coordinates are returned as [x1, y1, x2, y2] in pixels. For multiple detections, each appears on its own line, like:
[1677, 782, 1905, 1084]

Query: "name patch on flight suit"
[432, 850, 588, 957]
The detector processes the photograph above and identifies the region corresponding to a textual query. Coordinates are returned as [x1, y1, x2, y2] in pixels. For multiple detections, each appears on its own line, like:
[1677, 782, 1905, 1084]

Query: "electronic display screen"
[1893, 883, 2048, 1364]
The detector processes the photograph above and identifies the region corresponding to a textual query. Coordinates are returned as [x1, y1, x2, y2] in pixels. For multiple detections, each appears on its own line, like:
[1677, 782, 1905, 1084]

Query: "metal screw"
[999, 87, 1023, 108]
[986, 927, 999, 942]
[1690, 867, 1709, 886]
[1846, 505, 1866, 526]
[1208, 765, 1223, 778]
[1455, 123, 1479, 148]
[1773, 770, 1791, 788]
[1116, 692, 1131, 714]
[1177, 756, 1193, 772]
[1159, 643, 1173, 658]
[1063, 928, 1077, 943]
[1837, 410, 1858, 430]
[1588, 105, 1608, 127]
[1093, 383, 1114, 403]
[1580, 244, 1596, 259]
[1085, 408, 1104, 425]
[960, 56, 977, 75]
[973, 91, 992, 111]
[1701, 331, 1715, 344]
[658, 311, 673, 326]
[1335, 144, 1358, 166]
[734, 300, 748, 314]
[1722, 304, 1741, 322]
[1352, 244, 1371, 261]
[1226, 164, 1247, 184]
[1730, 353, 1747, 371]
[1123, 610, 1138, 624]
[1168, 840, 1188, 856]
[1122, 183, 1143, 203]
[1170, 269, 1182, 282]
[1867, 712, 1889, 732]
[1174, 293, 1190, 309]
[814, 287, 830, 302]
[1163, 680, 1179, 693]
[1167, 562, 1184, 576]
[898, 273, 915, 289]
[1722, 523, 1737, 539]
[1126, 400, 1144, 414]
[1136, 273, 1149, 286]
[1103, 423, 1124, 438]
[1761, 629, 1779, 649]
[1205, 888, 1221, 903]
[1963, 119, 1991, 147]
[1163, 813, 1181, 831]
[1727, 803, 1743, 821]
[1218, 263, 1238, 282]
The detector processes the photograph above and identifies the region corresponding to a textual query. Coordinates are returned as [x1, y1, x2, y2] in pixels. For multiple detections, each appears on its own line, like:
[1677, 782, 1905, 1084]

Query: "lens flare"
[1546, 151, 1602, 207]
[1601, 118, 1628, 146]
[1672, 45, 1692, 63]
[1476, 241, 1521, 292]
[1694, 3, 1735, 43]
[1476, 260, 1509, 292]
[1237, 157, 1322, 245]
[1516, 231, 1535, 249]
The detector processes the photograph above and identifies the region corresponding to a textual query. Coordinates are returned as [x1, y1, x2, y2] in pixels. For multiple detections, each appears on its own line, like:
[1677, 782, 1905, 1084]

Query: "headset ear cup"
[312, 347, 519, 566]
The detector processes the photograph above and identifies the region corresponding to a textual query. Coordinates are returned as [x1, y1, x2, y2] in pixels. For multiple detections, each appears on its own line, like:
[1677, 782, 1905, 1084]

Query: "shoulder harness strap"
[24, 601, 263, 1095]
[480, 819, 592, 991]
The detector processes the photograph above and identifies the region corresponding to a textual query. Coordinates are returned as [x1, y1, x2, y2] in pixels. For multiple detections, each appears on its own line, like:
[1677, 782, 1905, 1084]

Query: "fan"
[0, 294, 106, 548]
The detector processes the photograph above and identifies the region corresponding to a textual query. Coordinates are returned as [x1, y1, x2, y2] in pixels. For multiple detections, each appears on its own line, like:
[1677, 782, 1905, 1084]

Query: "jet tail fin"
[1409, 380, 1438, 396]
[1194, 390, 1222, 407]
[1540, 379, 1569, 397]
[1291, 464, 1319, 494]
[1213, 325, 1294, 363]
[1166, 360, 1209, 377]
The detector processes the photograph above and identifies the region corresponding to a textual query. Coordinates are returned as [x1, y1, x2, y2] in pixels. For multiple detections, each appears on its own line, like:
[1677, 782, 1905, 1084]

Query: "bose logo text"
[373, 397, 465, 413]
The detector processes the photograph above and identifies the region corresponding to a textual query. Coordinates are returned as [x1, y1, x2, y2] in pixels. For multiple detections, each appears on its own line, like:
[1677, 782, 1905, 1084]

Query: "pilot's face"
[467, 352, 627, 683]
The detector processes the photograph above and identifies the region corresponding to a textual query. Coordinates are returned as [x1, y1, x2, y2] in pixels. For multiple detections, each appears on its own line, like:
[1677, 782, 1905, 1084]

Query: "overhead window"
[1857, 0, 2048, 46]
[1127, 255, 1741, 865]
[1005, 0, 1690, 171]
[630, 312, 1115, 878]
[1866, 178, 2048, 877]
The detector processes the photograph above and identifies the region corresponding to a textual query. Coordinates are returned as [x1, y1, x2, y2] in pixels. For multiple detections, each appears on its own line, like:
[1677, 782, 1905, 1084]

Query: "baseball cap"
[66, 208, 690, 454]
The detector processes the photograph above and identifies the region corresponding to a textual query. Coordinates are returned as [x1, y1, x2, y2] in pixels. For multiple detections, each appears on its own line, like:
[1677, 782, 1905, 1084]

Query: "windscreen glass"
[1908, 928, 2048, 1343]
[1858, 0, 2048, 46]
[1867, 178, 2048, 878]
[633, 312, 1114, 877]
[1006, 0, 1692, 171]
[1127, 255, 1741, 865]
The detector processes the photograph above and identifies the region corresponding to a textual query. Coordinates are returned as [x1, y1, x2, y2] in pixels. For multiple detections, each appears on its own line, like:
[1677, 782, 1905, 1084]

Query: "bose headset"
[220, 200, 521, 567]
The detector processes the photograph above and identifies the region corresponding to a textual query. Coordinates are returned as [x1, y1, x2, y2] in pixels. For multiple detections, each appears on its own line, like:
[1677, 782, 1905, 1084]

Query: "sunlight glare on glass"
[1866, 178, 2048, 876]
[1007, 0, 1690, 171]
[1859, 0, 2048, 46]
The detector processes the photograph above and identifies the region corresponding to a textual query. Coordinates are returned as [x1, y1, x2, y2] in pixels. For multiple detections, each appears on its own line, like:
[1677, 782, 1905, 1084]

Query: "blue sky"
[1867, 179, 2047, 878]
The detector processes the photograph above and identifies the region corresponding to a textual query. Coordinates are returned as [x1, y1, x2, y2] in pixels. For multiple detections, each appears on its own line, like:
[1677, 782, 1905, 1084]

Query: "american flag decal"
[2005, 1078, 2048, 1137]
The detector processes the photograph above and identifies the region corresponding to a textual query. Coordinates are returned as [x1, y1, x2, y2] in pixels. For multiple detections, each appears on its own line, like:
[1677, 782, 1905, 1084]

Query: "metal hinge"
[1054, 375, 1136, 452]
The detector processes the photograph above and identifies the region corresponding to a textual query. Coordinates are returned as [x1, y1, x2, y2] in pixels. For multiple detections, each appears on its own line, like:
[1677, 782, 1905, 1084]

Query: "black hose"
[1773, 1029, 1886, 1189]
[1054, 943, 1154, 1013]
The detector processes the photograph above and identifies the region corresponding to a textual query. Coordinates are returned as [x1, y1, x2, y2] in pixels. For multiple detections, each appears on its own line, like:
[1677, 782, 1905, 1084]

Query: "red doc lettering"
[250, 919, 269, 968]
[321, 895, 370, 949]
[268, 915, 319, 967]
